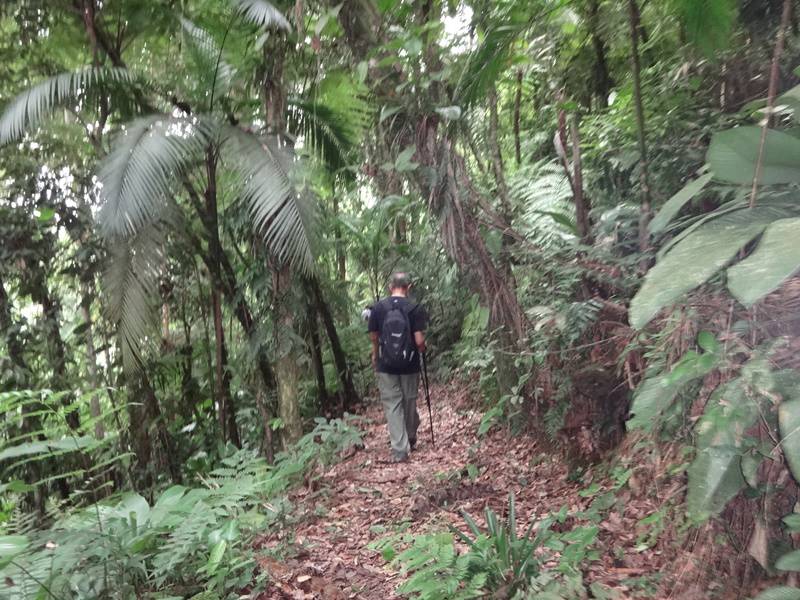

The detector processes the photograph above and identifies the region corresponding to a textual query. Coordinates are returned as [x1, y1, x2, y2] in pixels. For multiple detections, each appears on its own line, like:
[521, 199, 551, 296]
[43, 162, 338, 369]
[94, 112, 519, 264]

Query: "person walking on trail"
[368, 272, 428, 463]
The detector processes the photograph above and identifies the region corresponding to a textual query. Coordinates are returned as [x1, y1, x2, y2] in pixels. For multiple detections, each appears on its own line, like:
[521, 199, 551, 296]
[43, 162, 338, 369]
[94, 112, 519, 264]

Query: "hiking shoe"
[391, 451, 409, 463]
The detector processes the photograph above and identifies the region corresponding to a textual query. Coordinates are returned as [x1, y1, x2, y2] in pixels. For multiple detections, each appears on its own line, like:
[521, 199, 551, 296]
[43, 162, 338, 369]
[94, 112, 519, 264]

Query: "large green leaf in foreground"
[708, 127, 800, 185]
[630, 205, 787, 329]
[727, 217, 800, 307]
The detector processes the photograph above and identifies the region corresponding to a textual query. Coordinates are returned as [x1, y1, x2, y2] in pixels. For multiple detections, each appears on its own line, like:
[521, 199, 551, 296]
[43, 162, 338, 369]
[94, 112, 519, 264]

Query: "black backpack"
[379, 299, 417, 370]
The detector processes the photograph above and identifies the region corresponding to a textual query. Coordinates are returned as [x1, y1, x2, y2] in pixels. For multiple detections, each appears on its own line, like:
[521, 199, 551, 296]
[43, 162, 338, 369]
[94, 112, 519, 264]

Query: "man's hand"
[371, 352, 378, 370]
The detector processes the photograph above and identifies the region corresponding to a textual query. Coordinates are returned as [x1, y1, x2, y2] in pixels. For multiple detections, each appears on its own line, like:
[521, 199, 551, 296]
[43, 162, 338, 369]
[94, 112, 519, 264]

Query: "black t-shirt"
[368, 296, 428, 374]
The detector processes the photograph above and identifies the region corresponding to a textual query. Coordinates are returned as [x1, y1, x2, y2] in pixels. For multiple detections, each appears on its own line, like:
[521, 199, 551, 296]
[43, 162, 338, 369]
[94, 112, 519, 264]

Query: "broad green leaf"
[395, 146, 418, 172]
[728, 218, 800, 307]
[0, 535, 28, 558]
[752, 587, 800, 600]
[630, 205, 791, 329]
[687, 446, 745, 522]
[779, 399, 800, 484]
[784, 514, 800, 532]
[695, 383, 757, 449]
[649, 172, 713, 234]
[206, 540, 227, 575]
[708, 127, 800, 185]
[627, 374, 681, 431]
[697, 331, 720, 354]
[777, 550, 800, 571]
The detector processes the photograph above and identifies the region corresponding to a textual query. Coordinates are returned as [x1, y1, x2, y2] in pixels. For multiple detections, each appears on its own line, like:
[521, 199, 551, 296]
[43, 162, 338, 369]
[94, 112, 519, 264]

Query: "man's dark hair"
[389, 272, 411, 289]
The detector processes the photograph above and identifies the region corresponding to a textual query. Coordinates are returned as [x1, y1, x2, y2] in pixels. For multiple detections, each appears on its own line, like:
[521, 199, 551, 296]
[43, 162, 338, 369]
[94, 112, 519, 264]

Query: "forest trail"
[253, 382, 672, 600]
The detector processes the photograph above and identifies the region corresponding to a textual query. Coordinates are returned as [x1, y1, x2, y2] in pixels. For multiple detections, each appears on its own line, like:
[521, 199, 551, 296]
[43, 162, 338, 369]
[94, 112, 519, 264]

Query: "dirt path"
[253, 382, 672, 599]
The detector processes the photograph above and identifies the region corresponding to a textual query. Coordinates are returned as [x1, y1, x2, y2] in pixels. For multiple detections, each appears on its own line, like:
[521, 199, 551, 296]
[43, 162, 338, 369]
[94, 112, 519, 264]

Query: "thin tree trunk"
[588, 0, 612, 106]
[628, 0, 652, 256]
[513, 69, 523, 166]
[333, 180, 346, 280]
[29, 266, 80, 430]
[487, 85, 512, 221]
[308, 278, 360, 410]
[570, 116, 592, 245]
[307, 310, 329, 411]
[204, 149, 241, 448]
[749, 0, 792, 208]
[80, 282, 105, 439]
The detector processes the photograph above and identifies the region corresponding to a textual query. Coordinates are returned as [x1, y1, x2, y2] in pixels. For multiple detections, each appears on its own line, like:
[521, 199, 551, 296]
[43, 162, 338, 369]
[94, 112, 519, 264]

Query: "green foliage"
[379, 494, 600, 599]
[630, 200, 800, 328]
[395, 533, 486, 599]
[0, 416, 363, 599]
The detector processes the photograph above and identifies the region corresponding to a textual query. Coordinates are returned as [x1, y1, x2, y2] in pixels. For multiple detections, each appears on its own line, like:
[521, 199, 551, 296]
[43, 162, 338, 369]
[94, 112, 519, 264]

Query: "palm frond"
[224, 127, 316, 273]
[288, 100, 356, 173]
[0, 67, 135, 145]
[104, 225, 167, 370]
[231, 0, 290, 31]
[453, 0, 532, 107]
[670, 0, 736, 56]
[97, 114, 212, 238]
[180, 18, 236, 103]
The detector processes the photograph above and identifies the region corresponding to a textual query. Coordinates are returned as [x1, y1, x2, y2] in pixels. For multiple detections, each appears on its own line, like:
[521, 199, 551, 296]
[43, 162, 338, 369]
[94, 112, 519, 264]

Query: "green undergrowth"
[0, 398, 364, 600]
[369, 489, 625, 600]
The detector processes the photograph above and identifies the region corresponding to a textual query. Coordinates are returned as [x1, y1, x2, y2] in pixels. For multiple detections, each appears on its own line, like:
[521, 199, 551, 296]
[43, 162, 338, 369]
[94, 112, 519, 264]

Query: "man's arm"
[370, 331, 379, 369]
[414, 331, 426, 354]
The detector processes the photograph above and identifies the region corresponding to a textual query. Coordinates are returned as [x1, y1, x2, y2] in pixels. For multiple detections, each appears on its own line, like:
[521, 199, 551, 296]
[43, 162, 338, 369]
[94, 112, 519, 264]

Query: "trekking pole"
[421, 352, 435, 447]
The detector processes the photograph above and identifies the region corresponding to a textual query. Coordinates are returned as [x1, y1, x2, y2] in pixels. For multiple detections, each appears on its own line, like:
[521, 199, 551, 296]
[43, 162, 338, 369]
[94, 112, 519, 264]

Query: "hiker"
[368, 272, 428, 462]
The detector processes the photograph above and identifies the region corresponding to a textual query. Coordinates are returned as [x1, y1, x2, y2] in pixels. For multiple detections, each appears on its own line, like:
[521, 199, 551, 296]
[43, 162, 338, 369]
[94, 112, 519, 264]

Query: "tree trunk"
[570, 116, 592, 245]
[29, 265, 80, 430]
[587, 0, 612, 106]
[273, 264, 303, 445]
[80, 282, 105, 439]
[204, 149, 241, 448]
[262, 32, 304, 446]
[628, 0, 652, 257]
[212, 288, 240, 447]
[308, 278, 360, 411]
[332, 181, 346, 280]
[307, 310, 329, 411]
[131, 368, 182, 484]
[513, 69, 523, 166]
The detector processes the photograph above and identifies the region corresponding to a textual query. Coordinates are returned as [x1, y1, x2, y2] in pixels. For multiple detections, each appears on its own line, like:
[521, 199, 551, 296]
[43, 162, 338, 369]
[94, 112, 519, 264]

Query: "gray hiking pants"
[377, 372, 420, 456]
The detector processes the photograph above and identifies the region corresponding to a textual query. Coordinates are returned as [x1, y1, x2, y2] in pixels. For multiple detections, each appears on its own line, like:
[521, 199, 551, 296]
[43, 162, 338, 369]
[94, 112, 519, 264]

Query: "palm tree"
[0, 0, 324, 452]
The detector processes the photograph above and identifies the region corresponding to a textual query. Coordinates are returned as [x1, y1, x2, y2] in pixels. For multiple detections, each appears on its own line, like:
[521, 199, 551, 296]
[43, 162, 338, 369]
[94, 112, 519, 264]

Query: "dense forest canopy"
[3, 0, 800, 598]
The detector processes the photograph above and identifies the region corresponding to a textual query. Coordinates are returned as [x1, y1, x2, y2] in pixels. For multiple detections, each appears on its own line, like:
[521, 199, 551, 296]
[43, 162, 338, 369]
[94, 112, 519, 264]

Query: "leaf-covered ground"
[251, 382, 696, 599]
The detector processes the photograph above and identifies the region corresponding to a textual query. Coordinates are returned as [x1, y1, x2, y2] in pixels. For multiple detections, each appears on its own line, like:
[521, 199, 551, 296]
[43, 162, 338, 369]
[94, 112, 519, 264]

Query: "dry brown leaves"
[250, 381, 702, 599]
